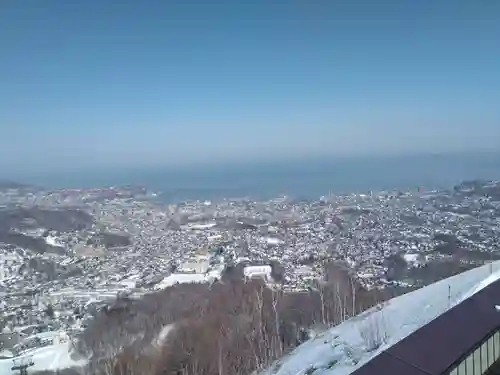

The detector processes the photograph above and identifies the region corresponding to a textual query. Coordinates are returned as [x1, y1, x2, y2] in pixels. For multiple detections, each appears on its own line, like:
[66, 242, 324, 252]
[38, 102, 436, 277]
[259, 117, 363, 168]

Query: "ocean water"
[17, 152, 500, 203]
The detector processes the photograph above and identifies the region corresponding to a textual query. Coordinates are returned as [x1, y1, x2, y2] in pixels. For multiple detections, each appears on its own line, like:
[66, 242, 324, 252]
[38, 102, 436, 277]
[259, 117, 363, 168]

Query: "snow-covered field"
[0, 341, 86, 375]
[153, 273, 211, 290]
[153, 266, 224, 290]
[262, 260, 500, 375]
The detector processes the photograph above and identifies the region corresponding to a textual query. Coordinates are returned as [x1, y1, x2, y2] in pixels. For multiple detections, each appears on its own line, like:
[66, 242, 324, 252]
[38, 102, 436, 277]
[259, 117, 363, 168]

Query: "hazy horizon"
[1, 1, 499, 173]
[3, 151, 500, 201]
[2, 149, 499, 177]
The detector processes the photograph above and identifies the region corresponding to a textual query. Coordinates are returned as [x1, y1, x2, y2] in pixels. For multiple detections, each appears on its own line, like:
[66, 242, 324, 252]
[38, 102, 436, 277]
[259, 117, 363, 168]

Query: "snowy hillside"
[2, 261, 499, 375]
[0, 341, 85, 375]
[262, 261, 500, 375]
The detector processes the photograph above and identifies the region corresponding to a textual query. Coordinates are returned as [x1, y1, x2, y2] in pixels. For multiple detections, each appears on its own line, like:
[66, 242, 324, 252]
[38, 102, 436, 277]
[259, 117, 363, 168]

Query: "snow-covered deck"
[262, 260, 500, 375]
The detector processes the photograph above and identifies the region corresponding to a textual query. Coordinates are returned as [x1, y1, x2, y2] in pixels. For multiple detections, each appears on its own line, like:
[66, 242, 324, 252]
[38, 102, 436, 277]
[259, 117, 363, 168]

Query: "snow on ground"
[0, 349, 14, 359]
[154, 273, 209, 290]
[402, 253, 421, 264]
[156, 324, 175, 345]
[0, 342, 86, 375]
[118, 279, 138, 288]
[24, 330, 62, 342]
[2, 261, 497, 375]
[262, 260, 500, 375]
[207, 265, 224, 280]
[45, 235, 65, 248]
[152, 324, 176, 348]
[460, 264, 499, 302]
[50, 288, 119, 301]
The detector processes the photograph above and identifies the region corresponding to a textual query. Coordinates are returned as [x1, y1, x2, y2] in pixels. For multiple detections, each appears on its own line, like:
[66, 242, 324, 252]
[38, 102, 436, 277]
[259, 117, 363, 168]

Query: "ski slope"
[262, 260, 500, 375]
[0, 341, 86, 375]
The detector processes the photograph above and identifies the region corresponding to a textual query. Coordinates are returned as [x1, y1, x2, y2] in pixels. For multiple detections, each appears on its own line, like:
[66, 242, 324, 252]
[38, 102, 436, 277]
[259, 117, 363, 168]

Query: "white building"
[243, 265, 272, 282]
[180, 260, 209, 274]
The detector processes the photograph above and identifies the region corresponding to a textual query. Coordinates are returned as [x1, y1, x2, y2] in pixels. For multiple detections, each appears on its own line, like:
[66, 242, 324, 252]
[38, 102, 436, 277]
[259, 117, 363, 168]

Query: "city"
[1, 179, 500, 373]
[2, 1, 499, 374]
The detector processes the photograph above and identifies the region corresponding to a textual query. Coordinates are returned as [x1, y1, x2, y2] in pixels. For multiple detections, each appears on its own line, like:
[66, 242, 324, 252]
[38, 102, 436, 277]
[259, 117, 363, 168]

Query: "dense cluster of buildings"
[0, 180, 499, 371]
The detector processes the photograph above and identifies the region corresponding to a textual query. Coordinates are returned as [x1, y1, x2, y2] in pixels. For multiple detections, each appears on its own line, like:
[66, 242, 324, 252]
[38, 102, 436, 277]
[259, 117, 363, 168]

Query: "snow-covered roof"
[185, 222, 217, 230]
[264, 237, 284, 245]
[262, 260, 500, 375]
[244, 265, 272, 278]
[154, 273, 209, 290]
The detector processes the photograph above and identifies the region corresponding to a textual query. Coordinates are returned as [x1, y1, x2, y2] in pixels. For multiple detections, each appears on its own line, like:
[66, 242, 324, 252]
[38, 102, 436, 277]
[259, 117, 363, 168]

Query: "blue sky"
[1, 0, 499, 174]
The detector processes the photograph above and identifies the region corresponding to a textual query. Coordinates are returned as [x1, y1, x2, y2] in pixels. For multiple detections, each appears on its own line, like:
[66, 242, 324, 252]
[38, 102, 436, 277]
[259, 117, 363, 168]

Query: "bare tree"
[358, 309, 388, 352]
[317, 283, 326, 325]
[271, 286, 283, 357]
[74, 268, 387, 375]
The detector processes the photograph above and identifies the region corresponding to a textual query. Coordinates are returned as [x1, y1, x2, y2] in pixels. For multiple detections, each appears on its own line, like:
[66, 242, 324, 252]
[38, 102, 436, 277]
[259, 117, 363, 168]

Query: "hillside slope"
[262, 260, 500, 375]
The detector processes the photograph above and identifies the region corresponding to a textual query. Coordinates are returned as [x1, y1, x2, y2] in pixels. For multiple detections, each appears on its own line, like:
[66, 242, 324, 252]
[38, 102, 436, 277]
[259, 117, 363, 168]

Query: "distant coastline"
[3, 151, 500, 203]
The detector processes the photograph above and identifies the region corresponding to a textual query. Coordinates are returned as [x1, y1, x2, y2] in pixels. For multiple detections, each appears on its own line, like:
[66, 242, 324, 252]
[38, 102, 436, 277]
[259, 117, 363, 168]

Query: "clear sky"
[1, 0, 499, 174]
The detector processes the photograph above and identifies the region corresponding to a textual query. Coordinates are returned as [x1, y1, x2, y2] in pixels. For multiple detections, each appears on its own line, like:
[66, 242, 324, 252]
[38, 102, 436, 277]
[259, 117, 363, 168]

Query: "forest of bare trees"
[36, 263, 389, 375]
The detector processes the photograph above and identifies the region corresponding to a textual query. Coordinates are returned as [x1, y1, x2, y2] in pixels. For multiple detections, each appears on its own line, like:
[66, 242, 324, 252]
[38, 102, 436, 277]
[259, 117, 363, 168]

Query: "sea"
[15, 152, 500, 203]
